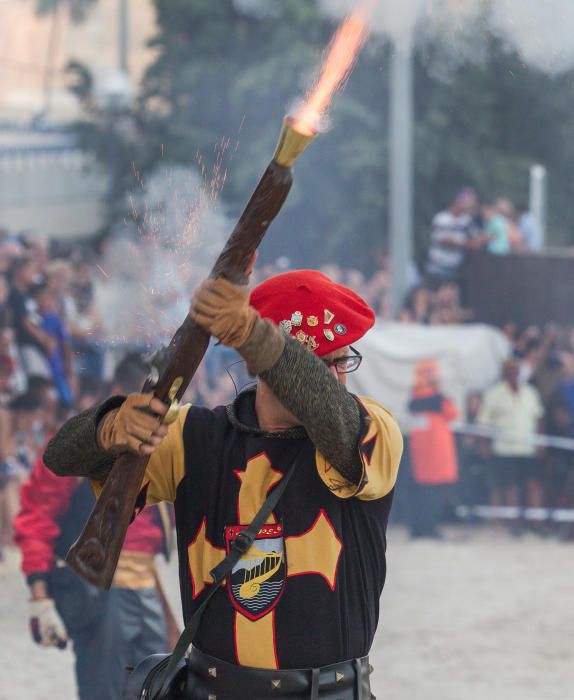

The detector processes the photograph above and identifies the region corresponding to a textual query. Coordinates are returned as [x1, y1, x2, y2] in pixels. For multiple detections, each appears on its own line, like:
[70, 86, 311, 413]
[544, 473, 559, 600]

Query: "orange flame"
[292, 5, 371, 136]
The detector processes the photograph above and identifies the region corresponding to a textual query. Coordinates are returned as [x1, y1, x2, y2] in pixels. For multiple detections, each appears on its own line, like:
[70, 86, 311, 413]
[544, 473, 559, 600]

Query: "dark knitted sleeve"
[43, 396, 125, 481]
[259, 335, 363, 484]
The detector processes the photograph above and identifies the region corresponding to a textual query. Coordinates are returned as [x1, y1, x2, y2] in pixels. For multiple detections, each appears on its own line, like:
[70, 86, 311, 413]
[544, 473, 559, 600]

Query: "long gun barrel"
[65, 118, 316, 589]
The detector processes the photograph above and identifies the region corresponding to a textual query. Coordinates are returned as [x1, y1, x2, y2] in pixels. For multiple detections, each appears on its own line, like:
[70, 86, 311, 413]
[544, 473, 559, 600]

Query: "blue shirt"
[486, 215, 510, 255]
[40, 312, 73, 405]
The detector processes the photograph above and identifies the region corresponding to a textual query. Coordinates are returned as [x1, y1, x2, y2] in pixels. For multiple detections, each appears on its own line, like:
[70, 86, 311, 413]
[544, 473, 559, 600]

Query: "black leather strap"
[155, 447, 301, 698]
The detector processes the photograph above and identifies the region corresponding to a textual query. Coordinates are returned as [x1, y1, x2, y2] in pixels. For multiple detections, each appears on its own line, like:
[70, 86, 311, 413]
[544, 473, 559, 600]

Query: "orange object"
[413, 359, 440, 396]
[409, 404, 459, 484]
[293, 8, 370, 135]
[409, 360, 459, 484]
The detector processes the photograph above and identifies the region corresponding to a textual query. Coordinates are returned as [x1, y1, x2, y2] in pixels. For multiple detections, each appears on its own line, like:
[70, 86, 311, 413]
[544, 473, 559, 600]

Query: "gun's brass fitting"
[273, 117, 317, 167]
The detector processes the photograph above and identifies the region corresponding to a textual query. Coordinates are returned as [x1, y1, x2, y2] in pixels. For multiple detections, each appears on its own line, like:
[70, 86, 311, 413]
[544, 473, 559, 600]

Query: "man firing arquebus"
[44, 269, 403, 699]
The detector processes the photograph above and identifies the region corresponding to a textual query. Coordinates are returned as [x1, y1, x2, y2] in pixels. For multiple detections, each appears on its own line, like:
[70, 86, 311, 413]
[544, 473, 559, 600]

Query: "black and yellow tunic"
[45, 334, 402, 671]
[90, 387, 402, 669]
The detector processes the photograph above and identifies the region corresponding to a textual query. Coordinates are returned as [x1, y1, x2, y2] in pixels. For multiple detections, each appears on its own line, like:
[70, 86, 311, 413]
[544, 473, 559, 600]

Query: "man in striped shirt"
[425, 188, 484, 288]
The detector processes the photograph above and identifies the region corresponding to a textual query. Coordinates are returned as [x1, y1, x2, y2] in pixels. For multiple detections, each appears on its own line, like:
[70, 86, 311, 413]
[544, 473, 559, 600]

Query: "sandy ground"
[1, 524, 573, 700]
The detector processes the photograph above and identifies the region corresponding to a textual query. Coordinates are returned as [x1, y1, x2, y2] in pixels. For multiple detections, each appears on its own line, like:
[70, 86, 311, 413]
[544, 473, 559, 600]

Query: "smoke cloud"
[319, 0, 574, 74]
[491, 0, 574, 74]
[96, 165, 231, 343]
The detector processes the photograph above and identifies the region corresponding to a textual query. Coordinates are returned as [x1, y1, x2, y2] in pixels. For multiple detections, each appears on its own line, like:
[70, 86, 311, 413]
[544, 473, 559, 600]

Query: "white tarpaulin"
[348, 322, 510, 426]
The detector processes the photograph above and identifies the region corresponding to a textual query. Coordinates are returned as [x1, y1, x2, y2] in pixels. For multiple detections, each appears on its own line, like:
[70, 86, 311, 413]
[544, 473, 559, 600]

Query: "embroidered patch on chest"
[225, 522, 286, 621]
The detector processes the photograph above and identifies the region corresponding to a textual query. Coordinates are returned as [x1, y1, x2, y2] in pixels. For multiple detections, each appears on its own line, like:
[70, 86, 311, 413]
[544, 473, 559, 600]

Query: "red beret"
[250, 270, 375, 356]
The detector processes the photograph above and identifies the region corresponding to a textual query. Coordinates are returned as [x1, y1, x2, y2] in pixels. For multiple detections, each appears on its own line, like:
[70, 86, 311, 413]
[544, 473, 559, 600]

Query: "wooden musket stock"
[66, 119, 316, 589]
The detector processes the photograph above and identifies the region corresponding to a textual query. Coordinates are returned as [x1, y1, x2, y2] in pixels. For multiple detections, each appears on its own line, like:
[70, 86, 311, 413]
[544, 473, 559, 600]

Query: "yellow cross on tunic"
[187, 452, 342, 668]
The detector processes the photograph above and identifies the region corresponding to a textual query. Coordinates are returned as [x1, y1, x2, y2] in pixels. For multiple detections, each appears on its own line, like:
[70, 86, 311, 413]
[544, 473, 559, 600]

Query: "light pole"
[388, 33, 415, 317]
[119, 0, 129, 74]
[529, 164, 547, 249]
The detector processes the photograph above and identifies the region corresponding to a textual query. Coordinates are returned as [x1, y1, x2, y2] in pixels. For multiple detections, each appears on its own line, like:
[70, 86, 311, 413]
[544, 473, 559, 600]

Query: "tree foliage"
[135, 0, 390, 269]
[71, 0, 574, 268]
[413, 37, 574, 255]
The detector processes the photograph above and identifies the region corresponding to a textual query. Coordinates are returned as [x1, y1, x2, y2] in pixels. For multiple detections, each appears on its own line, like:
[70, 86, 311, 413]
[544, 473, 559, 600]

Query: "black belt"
[185, 647, 374, 700]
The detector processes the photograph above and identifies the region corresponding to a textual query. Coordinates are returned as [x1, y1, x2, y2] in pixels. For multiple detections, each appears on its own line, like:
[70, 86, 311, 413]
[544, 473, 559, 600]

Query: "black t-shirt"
[127, 389, 402, 670]
[8, 287, 41, 349]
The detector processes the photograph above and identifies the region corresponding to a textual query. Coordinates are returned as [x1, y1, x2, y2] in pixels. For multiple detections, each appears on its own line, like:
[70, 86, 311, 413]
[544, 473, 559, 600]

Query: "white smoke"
[96, 165, 232, 343]
[490, 0, 574, 74]
[319, 0, 574, 74]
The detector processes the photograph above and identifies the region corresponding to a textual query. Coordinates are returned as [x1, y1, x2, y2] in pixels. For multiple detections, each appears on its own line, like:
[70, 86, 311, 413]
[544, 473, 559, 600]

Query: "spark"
[132, 162, 144, 189]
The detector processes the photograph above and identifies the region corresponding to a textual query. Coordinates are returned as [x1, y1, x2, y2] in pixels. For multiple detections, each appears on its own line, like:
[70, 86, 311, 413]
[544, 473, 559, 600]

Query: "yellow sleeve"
[91, 404, 190, 505]
[315, 396, 403, 501]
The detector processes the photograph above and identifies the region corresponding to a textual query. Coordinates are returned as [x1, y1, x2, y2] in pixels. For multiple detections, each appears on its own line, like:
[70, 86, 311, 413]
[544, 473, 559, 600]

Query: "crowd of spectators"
[0, 229, 106, 557]
[454, 322, 574, 537]
[398, 321, 574, 540]
[0, 227, 395, 557]
[411, 188, 574, 535]
[399, 187, 544, 325]
[397, 187, 574, 537]
[423, 187, 542, 289]
[0, 186, 571, 557]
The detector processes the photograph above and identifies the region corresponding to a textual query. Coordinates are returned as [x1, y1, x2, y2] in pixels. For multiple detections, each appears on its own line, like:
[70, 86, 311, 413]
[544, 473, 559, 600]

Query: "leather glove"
[29, 598, 67, 649]
[98, 393, 169, 455]
[190, 278, 258, 349]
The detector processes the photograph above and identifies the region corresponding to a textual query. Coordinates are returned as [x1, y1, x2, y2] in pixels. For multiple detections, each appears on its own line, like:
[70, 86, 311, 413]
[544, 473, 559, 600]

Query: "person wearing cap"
[43, 270, 403, 699]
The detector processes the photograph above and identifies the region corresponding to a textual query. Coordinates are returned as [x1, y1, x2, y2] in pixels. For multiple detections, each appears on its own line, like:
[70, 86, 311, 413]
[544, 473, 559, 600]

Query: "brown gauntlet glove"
[191, 277, 286, 375]
[98, 393, 168, 455]
[190, 278, 258, 348]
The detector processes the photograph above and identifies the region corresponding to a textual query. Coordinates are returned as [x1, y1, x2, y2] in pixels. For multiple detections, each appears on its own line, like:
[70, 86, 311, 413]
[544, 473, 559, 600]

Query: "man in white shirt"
[478, 359, 545, 525]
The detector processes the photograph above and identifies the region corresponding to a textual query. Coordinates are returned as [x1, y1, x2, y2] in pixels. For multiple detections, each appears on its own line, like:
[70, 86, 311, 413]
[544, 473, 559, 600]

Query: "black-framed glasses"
[322, 346, 363, 374]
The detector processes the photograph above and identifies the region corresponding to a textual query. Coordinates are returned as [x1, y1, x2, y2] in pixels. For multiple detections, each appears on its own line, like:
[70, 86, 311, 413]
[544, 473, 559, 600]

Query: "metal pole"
[119, 0, 129, 74]
[529, 164, 547, 249]
[389, 35, 414, 316]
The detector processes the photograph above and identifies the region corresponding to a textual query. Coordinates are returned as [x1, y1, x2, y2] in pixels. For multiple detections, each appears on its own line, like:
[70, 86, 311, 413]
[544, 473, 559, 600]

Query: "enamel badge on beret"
[307, 336, 319, 352]
[291, 311, 303, 327]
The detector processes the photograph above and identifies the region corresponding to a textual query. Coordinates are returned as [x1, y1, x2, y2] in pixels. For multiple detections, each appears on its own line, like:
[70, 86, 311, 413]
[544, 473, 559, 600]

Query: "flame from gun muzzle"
[291, 2, 372, 137]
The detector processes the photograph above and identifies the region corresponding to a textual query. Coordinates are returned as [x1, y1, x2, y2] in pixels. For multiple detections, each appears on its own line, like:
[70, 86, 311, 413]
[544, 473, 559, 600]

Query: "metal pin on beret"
[250, 270, 375, 356]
